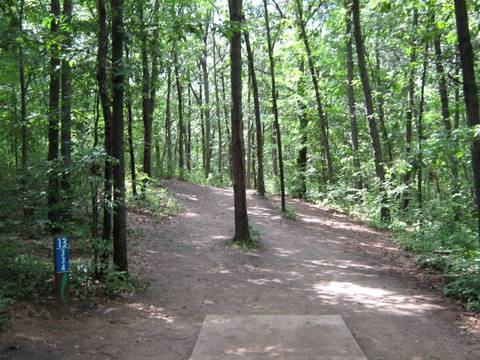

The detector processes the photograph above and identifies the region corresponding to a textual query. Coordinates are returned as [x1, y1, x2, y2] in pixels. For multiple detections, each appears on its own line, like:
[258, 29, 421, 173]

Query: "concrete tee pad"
[189, 315, 367, 360]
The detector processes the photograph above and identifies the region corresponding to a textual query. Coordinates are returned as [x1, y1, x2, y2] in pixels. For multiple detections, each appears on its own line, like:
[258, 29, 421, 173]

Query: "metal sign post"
[54, 236, 70, 309]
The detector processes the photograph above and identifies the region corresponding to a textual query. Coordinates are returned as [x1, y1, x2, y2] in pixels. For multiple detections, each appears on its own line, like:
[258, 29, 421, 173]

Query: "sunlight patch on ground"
[298, 213, 379, 234]
[247, 278, 284, 285]
[273, 247, 300, 257]
[176, 193, 199, 201]
[312, 281, 444, 316]
[127, 303, 175, 323]
[306, 259, 375, 270]
[184, 212, 199, 218]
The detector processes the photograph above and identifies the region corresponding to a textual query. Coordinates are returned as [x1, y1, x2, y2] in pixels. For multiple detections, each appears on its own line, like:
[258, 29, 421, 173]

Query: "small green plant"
[128, 185, 182, 218]
[281, 205, 298, 221]
[230, 226, 261, 251]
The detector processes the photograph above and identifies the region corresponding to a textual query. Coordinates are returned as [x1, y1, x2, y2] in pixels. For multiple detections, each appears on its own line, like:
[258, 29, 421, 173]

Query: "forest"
[2, 0, 480, 358]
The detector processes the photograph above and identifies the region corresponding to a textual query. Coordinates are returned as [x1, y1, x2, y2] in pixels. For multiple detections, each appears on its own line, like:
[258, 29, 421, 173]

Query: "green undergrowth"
[281, 205, 298, 221]
[127, 182, 183, 218]
[230, 226, 261, 251]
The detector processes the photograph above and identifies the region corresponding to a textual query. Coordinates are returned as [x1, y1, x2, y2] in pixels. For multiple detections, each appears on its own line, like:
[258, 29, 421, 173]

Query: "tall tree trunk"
[61, 0, 73, 215]
[111, 0, 127, 272]
[19, 0, 27, 176]
[213, 31, 223, 181]
[264, 0, 286, 212]
[187, 81, 192, 171]
[454, 0, 480, 242]
[147, 0, 160, 176]
[246, 82, 252, 189]
[244, 30, 265, 196]
[229, 0, 250, 242]
[296, 59, 308, 199]
[140, 4, 151, 187]
[374, 46, 393, 165]
[220, 60, 233, 180]
[97, 0, 113, 247]
[174, 50, 185, 174]
[48, 0, 61, 231]
[166, 67, 173, 176]
[345, 1, 361, 190]
[433, 13, 459, 198]
[295, 0, 333, 183]
[91, 91, 100, 239]
[124, 43, 137, 195]
[351, 0, 389, 221]
[402, 8, 418, 211]
[202, 19, 212, 178]
[417, 41, 429, 210]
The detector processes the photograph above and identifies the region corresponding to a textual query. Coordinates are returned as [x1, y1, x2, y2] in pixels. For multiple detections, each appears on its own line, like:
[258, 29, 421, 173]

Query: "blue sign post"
[54, 236, 70, 308]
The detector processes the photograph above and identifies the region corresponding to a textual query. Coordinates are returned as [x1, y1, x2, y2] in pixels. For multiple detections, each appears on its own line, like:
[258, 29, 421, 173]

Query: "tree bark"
[454, 0, 480, 242]
[139, 4, 151, 185]
[174, 50, 185, 174]
[295, 0, 333, 183]
[264, 0, 286, 212]
[244, 30, 265, 196]
[213, 31, 223, 181]
[124, 43, 137, 195]
[202, 19, 212, 178]
[19, 0, 27, 175]
[351, 0, 389, 221]
[48, 0, 61, 231]
[97, 0, 113, 246]
[165, 67, 173, 176]
[111, 0, 127, 272]
[417, 41, 429, 210]
[345, 1, 361, 190]
[229, 0, 250, 242]
[61, 0, 73, 213]
[402, 8, 418, 211]
[433, 12, 459, 198]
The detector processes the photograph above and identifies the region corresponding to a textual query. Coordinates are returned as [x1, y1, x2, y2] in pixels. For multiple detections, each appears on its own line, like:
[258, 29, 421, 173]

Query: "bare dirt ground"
[2, 179, 480, 359]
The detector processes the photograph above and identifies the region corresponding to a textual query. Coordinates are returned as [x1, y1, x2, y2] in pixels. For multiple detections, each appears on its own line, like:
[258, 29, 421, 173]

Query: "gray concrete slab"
[189, 315, 367, 360]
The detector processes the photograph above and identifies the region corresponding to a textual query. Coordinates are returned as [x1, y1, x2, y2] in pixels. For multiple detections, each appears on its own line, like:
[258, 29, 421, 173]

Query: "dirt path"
[2, 180, 480, 359]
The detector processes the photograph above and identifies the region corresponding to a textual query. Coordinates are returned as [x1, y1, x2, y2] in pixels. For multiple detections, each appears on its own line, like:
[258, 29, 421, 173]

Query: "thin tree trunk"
[296, 59, 308, 199]
[187, 81, 192, 171]
[174, 50, 185, 175]
[374, 46, 393, 165]
[246, 82, 252, 189]
[295, 0, 333, 183]
[351, 0, 389, 221]
[91, 91, 100, 239]
[61, 0, 73, 215]
[19, 0, 27, 175]
[140, 4, 151, 187]
[345, 1, 361, 190]
[402, 8, 418, 211]
[213, 31, 223, 181]
[220, 60, 233, 180]
[48, 0, 61, 231]
[202, 19, 212, 178]
[166, 67, 173, 176]
[125, 44, 137, 196]
[417, 41, 429, 209]
[229, 0, 250, 242]
[264, 0, 286, 212]
[244, 30, 265, 196]
[111, 0, 127, 272]
[97, 0, 113, 247]
[433, 13, 459, 198]
[454, 0, 480, 242]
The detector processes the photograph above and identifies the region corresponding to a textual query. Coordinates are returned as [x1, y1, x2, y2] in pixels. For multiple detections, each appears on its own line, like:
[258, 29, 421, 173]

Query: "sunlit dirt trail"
[2, 180, 480, 359]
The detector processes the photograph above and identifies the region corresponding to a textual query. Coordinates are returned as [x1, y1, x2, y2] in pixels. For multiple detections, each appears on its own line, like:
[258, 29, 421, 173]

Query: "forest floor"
[2, 179, 480, 359]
